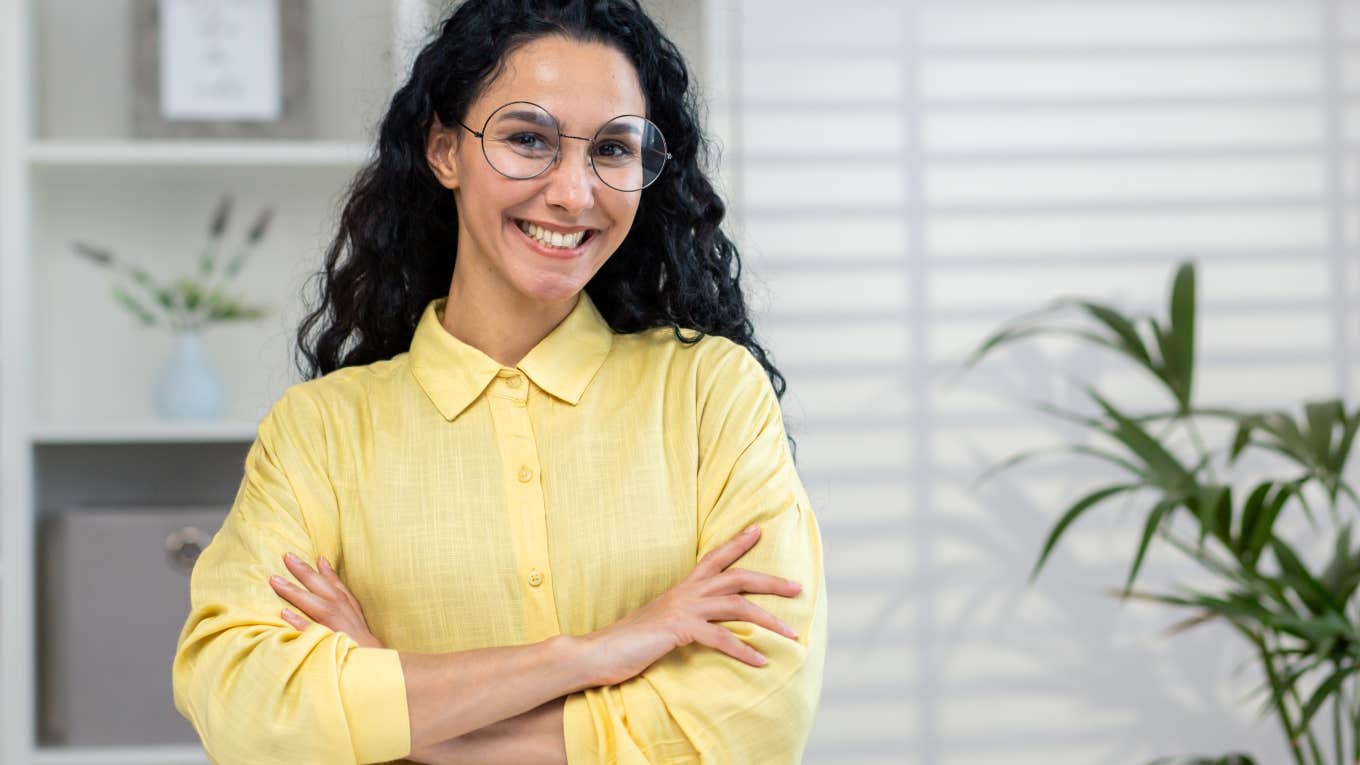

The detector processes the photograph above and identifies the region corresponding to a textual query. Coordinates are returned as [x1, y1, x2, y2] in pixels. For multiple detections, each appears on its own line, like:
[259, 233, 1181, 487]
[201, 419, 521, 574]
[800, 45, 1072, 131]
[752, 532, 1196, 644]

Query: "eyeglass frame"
[454, 100, 673, 192]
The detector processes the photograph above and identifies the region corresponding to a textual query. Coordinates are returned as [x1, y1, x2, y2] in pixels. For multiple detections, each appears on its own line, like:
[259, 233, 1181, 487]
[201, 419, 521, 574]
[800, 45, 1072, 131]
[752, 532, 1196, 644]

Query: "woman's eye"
[511, 133, 547, 148]
[595, 141, 636, 158]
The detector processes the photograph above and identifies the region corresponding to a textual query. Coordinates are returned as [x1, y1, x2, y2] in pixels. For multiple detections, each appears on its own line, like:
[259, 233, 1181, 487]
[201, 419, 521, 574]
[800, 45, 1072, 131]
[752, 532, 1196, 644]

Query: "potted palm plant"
[968, 261, 1360, 765]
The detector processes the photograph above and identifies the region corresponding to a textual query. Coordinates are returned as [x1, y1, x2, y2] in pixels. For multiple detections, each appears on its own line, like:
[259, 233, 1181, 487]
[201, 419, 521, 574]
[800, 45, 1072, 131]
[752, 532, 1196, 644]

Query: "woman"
[171, 1, 826, 763]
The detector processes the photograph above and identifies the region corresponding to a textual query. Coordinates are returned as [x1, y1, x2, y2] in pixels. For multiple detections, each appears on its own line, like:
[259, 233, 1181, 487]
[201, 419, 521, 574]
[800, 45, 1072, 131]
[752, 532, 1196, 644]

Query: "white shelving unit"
[0, 1, 438, 762]
[0, 1, 707, 763]
[26, 140, 373, 167]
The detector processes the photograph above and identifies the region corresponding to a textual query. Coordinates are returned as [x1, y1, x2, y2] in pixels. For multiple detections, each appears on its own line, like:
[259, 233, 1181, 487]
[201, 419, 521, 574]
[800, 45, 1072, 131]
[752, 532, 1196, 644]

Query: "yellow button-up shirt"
[171, 291, 827, 764]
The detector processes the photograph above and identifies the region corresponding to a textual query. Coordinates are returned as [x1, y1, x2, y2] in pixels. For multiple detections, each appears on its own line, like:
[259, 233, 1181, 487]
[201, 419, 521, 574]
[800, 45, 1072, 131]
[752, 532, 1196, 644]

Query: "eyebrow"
[500, 109, 557, 128]
[498, 108, 644, 138]
[596, 121, 641, 139]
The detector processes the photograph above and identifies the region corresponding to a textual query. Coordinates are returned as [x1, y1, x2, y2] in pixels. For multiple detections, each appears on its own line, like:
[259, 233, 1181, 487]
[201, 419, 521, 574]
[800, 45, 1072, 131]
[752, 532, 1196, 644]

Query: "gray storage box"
[39, 506, 225, 746]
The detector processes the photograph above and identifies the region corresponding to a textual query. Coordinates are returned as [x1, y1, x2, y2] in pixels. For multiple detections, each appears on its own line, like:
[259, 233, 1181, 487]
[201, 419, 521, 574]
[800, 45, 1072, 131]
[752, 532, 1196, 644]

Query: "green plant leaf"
[177, 278, 203, 312]
[963, 322, 1121, 371]
[1076, 300, 1154, 367]
[1319, 523, 1360, 605]
[1235, 482, 1273, 560]
[1270, 538, 1345, 617]
[1187, 484, 1231, 550]
[1240, 481, 1296, 571]
[111, 284, 157, 327]
[1229, 416, 1257, 462]
[975, 443, 1147, 487]
[1296, 662, 1360, 734]
[1030, 483, 1144, 583]
[1124, 498, 1177, 596]
[1271, 610, 1354, 644]
[1332, 404, 1360, 480]
[1156, 533, 1291, 611]
[1168, 589, 1277, 630]
[1167, 260, 1197, 412]
[1303, 400, 1339, 469]
[1087, 387, 1194, 492]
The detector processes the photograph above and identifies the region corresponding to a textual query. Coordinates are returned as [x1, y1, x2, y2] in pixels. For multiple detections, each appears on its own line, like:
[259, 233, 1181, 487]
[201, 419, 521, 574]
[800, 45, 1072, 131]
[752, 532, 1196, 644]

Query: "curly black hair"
[293, 0, 787, 408]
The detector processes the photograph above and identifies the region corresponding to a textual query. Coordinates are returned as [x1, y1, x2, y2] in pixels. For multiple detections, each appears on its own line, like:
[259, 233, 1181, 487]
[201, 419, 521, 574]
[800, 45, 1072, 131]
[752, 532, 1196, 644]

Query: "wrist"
[546, 633, 599, 692]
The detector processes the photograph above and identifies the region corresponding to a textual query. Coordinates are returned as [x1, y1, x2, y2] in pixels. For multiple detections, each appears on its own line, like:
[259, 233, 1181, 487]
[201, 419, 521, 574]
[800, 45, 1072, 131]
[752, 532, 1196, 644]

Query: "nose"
[541, 137, 596, 215]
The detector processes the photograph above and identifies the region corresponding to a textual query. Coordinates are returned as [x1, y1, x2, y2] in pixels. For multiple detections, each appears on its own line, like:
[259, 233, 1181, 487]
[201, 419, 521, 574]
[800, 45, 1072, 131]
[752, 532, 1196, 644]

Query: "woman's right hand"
[579, 524, 805, 687]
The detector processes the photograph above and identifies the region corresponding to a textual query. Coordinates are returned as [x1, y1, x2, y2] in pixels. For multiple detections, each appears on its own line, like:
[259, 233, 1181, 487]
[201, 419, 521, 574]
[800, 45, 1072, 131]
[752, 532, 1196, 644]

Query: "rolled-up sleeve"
[171, 384, 412, 764]
[562, 341, 828, 764]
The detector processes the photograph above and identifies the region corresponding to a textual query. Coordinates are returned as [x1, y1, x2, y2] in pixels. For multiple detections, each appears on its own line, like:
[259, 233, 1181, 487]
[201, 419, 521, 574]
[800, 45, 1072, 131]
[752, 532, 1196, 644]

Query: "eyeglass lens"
[479, 101, 669, 191]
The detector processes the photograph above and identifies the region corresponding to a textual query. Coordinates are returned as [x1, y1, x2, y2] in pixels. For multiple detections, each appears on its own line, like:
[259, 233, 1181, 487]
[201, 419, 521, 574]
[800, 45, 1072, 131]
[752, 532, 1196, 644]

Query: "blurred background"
[5, 0, 1359, 763]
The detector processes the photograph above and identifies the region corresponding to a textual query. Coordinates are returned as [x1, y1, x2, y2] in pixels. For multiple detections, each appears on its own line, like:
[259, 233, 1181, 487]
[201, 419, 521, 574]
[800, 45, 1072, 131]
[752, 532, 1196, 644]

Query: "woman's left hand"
[268, 552, 386, 649]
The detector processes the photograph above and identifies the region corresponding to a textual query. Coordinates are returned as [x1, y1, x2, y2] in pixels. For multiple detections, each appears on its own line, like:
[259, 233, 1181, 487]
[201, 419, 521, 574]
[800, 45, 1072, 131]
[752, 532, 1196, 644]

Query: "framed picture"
[132, 0, 313, 139]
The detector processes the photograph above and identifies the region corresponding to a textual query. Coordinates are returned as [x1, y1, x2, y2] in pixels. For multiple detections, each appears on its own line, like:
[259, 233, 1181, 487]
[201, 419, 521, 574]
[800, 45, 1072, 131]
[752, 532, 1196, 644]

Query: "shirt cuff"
[338, 645, 411, 763]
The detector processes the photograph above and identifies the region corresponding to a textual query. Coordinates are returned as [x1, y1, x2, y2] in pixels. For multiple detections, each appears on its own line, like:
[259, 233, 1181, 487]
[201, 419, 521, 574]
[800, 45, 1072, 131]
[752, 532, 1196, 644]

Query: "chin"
[515, 271, 592, 304]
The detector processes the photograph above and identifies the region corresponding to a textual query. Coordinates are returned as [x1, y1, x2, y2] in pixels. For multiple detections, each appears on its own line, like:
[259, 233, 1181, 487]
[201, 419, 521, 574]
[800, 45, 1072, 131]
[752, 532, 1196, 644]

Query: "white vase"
[154, 329, 225, 420]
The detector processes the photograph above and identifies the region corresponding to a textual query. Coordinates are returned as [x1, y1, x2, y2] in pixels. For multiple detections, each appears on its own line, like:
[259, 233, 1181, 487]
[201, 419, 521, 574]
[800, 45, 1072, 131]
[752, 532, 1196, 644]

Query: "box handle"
[164, 526, 212, 575]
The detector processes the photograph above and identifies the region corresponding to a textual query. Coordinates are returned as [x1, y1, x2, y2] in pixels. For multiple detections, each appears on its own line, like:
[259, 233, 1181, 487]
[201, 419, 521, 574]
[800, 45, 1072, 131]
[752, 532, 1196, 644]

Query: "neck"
[440, 267, 578, 368]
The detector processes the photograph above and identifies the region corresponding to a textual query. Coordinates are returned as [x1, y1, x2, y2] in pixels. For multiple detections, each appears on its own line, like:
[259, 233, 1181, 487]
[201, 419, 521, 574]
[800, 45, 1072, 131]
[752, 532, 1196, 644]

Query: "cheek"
[607, 200, 642, 243]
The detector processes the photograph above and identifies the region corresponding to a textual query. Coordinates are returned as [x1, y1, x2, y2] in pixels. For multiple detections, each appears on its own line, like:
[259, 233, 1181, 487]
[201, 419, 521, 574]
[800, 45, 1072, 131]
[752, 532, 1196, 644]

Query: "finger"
[704, 594, 798, 639]
[711, 568, 803, 598]
[318, 557, 367, 616]
[280, 607, 310, 630]
[283, 552, 342, 600]
[695, 623, 767, 667]
[269, 574, 333, 622]
[691, 525, 761, 579]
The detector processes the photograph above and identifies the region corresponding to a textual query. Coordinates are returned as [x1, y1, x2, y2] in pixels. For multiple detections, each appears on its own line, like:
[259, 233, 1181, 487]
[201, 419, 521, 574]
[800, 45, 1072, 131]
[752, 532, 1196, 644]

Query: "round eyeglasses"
[456, 100, 672, 192]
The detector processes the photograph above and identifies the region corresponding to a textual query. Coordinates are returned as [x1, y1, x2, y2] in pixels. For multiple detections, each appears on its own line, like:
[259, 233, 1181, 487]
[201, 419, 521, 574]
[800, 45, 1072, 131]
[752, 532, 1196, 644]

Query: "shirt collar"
[409, 292, 615, 421]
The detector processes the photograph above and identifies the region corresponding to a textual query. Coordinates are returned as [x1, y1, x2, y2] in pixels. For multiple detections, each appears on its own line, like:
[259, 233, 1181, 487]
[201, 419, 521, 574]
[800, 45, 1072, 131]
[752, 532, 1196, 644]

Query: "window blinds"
[705, 1, 1353, 761]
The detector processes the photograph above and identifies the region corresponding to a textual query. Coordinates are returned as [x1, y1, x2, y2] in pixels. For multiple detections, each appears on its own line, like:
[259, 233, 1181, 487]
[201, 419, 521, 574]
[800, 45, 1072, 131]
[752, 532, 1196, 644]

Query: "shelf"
[31, 420, 259, 445]
[27, 140, 373, 167]
[33, 745, 207, 765]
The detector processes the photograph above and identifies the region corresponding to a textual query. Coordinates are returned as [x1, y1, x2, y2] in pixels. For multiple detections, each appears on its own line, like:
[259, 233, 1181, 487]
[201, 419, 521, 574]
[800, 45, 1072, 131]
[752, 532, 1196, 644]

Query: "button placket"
[485, 371, 561, 641]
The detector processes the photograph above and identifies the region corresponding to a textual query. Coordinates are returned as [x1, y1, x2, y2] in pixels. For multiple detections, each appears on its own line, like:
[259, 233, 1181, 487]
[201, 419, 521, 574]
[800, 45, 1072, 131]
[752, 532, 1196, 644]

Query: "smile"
[511, 218, 597, 255]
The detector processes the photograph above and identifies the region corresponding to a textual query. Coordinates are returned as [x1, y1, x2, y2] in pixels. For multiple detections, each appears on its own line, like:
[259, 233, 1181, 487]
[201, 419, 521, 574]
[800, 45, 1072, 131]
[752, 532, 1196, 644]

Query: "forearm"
[409, 697, 567, 765]
[400, 635, 588, 752]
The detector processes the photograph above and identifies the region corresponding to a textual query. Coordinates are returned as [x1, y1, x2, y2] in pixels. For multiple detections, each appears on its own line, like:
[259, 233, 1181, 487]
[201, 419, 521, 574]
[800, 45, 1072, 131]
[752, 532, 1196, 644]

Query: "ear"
[426, 115, 461, 190]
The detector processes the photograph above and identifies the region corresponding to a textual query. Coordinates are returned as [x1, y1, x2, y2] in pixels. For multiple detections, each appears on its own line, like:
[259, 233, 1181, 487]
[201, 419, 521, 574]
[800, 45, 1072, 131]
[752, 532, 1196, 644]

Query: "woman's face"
[428, 35, 649, 305]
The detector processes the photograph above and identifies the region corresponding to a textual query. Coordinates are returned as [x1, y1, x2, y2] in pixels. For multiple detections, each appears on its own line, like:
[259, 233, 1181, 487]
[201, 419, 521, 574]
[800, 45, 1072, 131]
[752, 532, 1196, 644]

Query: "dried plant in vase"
[71, 194, 274, 332]
[70, 195, 276, 419]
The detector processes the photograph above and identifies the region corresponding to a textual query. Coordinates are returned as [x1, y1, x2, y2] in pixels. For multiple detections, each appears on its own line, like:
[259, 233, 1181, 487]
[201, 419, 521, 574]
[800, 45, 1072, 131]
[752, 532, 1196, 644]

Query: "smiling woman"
[169, 2, 827, 764]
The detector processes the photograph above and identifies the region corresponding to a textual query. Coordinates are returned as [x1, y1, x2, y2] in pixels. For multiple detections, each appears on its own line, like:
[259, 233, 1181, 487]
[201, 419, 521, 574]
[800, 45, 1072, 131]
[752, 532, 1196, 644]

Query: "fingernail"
[270, 575, 285, 586]
[743, 524, 758, 536]
[319, 556, 330, 571]
[281, 608, 296, 620]
[754, 653, 768, 666]
[781, 621, 798, 638]
[285, 552, 299, 563]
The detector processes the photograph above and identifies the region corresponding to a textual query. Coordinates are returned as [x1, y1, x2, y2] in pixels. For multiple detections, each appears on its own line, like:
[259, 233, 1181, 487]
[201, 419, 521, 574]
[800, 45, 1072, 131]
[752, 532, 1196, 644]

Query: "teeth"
[517, 219, 585, 249]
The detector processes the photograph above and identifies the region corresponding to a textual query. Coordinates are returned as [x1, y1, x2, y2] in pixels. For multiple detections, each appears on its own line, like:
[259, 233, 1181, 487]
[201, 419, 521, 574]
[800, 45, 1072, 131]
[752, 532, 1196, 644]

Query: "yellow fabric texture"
[171, 291, 827, 764]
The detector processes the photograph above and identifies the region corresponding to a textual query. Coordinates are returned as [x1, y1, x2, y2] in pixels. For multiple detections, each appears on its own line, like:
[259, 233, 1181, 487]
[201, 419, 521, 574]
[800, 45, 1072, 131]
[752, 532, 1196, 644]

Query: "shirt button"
[506, 375, 522, 389]
[527, 569, 544, 587]
[517, 466, 534, 483]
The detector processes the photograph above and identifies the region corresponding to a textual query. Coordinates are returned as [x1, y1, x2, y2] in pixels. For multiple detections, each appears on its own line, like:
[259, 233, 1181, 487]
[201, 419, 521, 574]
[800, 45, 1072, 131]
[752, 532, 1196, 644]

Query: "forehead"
[473, 35, 647, 129]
